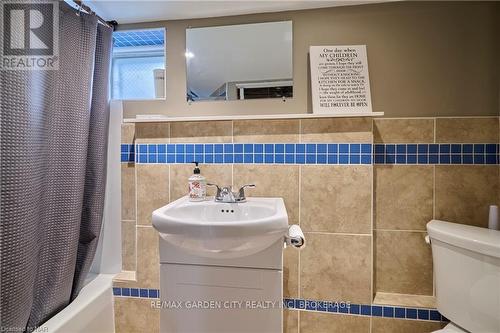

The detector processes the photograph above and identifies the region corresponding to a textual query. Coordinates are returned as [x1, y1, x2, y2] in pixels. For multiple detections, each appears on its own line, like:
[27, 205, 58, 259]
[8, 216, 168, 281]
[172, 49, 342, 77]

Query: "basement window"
[111, 28, 166, 100]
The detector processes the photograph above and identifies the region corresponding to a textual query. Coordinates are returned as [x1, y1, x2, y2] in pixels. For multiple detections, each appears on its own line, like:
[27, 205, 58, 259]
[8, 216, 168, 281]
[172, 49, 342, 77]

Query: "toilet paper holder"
[285, 224, 305, 249]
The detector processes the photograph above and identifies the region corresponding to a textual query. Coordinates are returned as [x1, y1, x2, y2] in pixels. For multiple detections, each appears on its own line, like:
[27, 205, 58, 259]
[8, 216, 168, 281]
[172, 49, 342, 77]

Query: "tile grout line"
[433, 118, 436, 144]
[303, 231, 373, 236]
[378, 116, 498, 120]
[134, 146, 139, 273]
[231, 121, 234, 187]
[298, 163, 302, 300]
[374, 229, 429, 233]
[432, 118, 437, 299]
[432, 164, 436, 297]
[168, 124, 171, 205]
[370, 118, 374, 330]
[298, 119, 301, 333]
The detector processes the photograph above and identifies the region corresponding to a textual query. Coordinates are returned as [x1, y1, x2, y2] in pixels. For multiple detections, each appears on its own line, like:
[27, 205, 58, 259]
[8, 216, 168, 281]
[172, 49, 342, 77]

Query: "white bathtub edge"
[36, 273, 115, 333]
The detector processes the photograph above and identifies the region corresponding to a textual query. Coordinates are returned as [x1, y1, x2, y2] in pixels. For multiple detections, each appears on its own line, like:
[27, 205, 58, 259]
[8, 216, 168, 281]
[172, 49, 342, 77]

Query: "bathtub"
[36, 273, 115, 333]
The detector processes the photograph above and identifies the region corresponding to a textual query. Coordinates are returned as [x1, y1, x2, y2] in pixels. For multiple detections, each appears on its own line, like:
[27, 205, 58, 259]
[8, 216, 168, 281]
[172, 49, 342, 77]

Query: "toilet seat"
[433, 323, 468, 333]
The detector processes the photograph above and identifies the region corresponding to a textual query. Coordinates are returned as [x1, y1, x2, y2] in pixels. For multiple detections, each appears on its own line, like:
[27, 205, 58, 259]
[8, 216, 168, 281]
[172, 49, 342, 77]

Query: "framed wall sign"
[310, 45, 373, 114]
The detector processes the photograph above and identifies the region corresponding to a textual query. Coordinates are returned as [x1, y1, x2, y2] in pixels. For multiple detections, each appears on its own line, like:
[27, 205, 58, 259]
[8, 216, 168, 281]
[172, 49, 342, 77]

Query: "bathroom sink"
[152, 196, 288, 259]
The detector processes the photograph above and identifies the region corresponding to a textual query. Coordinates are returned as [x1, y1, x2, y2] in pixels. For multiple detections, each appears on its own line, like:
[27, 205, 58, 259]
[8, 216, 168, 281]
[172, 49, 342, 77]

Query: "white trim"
[123, 112, 384, 123]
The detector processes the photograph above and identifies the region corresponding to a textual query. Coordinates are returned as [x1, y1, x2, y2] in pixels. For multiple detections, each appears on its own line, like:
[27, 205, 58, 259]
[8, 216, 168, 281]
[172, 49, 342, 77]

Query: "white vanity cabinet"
[158, 240, 284, 333]
[152, 196, 290, 333]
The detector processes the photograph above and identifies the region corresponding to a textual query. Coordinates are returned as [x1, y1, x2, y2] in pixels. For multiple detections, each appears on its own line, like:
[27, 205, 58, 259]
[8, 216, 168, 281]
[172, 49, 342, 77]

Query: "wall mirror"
[186, 21, 293, 102]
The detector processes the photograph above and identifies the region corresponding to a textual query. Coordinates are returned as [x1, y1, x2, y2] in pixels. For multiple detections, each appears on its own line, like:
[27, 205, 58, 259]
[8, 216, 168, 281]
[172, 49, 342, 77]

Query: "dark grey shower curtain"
[0, 2, 113, 331]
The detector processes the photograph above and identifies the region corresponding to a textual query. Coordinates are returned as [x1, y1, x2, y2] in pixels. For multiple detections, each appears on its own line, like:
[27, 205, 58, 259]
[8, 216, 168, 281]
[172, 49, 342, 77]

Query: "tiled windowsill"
[373, 292, 436, 309]
[113, 270, 136, 283]
[123, 112, 384, 123]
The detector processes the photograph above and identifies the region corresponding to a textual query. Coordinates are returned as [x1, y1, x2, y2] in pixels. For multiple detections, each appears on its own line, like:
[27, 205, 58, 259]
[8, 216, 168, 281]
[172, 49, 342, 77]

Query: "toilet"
[427, 220, 500, 333]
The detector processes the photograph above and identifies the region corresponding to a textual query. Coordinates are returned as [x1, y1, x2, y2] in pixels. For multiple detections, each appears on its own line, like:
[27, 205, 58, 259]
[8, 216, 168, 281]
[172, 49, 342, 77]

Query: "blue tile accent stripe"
[374, 143, 499, 165]
[112, 288, 446, 323]
[121, 144, 135, 162]
[122, 143, 500, 165]
[113, 287, 160, 299]
[282, 298, 447, 322]
[122, 143, 373, 165]
[113, 29, 165, 48]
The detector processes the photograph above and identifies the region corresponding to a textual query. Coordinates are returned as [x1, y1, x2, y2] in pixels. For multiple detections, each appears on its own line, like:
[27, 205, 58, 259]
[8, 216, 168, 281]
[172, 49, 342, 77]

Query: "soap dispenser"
[188, 162, 206, 201]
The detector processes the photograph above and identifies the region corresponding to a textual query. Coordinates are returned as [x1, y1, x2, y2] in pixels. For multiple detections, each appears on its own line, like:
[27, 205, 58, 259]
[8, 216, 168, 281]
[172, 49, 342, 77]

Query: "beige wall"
[119, 1, 500, 118]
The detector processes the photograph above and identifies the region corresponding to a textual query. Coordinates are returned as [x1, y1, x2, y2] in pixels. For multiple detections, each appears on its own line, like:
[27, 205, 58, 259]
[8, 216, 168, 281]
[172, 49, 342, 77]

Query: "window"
[111, 28, 166, 100]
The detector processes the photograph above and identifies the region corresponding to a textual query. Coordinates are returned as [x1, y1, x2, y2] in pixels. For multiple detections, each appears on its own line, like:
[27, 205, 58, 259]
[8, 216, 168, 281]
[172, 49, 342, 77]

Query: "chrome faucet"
[207, 184, 256, 203]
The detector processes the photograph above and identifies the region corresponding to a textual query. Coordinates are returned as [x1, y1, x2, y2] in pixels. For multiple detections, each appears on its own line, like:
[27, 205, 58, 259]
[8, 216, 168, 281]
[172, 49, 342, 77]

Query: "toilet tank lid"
[427, 220, 500, 258]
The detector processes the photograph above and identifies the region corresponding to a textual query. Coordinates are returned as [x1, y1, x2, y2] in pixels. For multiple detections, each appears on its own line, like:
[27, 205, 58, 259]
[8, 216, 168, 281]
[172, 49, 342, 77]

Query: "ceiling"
[85, 1, 388, 24]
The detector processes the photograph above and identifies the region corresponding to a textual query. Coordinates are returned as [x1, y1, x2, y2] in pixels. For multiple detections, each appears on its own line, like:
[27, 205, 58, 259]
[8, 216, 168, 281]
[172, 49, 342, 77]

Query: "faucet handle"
[207, 183, 221, 197]
[237, 184, 256, 200]
[208, 184, 235, 202]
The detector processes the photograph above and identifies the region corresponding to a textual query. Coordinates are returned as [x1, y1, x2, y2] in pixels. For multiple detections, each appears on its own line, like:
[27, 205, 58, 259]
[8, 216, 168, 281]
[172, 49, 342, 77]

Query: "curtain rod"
[72, 0, 117, 30]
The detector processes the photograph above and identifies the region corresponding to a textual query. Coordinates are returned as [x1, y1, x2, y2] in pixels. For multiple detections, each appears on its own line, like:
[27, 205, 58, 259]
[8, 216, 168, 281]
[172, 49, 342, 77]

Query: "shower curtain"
[0, 2, 113, 331]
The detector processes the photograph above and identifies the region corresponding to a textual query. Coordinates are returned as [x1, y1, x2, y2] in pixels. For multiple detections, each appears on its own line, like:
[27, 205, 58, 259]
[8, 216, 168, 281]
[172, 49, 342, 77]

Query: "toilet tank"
[427, 220, 500, 333]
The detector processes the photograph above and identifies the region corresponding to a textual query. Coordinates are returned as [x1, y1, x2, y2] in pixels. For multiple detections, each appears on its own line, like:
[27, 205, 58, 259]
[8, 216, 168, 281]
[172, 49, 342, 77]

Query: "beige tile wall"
[116, 118, 373, 332]
[301, 233, 372, 304]
[435, 165, 499, 228]
[116, 116, 499, 333]
[300, 311, 370, 333]
[373, 117, 499, 298]
[371, 317, 444, 333]
[114, 297, 160, 333]
[121, 124, 136, 272]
